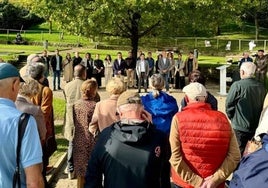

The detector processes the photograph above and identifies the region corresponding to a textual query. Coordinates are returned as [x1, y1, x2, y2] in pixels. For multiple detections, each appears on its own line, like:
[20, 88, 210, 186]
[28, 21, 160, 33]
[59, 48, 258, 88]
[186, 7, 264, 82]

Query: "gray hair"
[149, 74, 165, 98]
[240, 62, 256, 78]
[27, 54, 43, 65]
[19, 79, 40, 97]
[28, 62, 45, 81]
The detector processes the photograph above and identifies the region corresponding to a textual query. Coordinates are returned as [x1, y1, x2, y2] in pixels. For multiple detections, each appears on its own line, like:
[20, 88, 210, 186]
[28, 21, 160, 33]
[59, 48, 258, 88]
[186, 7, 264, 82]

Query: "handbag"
[243, 138, 262, 157]
[13, 113, 30, 188]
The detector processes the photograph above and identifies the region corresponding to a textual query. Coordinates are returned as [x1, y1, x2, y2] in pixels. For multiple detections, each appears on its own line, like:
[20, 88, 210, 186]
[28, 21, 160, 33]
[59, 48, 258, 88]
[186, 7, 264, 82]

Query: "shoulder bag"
[13, 113, 30, 188]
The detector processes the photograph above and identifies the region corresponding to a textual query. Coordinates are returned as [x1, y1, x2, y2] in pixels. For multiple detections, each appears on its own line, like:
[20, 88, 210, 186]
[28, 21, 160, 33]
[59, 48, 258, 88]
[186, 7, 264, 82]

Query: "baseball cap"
[182, 82, 207, 100]
[0, 62, 24, 82]
[117, 91, 141, 107]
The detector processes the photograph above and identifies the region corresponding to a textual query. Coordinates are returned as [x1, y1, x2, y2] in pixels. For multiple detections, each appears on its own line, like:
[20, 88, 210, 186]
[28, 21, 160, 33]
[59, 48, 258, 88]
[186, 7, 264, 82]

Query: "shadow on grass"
[50, 123, 68, 165]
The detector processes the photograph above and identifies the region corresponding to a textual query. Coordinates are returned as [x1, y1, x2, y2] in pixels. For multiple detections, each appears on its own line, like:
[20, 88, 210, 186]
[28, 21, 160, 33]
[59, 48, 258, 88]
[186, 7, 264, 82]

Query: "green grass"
[50, 97, 67, 165]
[50, 123, 68, 166]
[53, 97, 65, 121]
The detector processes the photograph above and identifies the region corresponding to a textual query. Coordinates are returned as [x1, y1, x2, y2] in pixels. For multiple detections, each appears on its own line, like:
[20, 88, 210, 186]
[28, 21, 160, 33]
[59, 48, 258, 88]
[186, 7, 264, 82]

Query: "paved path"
[48, 76, 228, 187]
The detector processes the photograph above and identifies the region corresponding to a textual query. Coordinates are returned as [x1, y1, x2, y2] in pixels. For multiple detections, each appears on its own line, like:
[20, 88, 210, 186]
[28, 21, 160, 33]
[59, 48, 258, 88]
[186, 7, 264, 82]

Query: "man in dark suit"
[113, 51, 126, 82]
[50, 49, 63, 90]
[72, 51, 82, 69]
[41, 50, 50, 78]
[158, 50, 171, 92]
[93, 54, 104, 88]
[82, 52, 94, 79]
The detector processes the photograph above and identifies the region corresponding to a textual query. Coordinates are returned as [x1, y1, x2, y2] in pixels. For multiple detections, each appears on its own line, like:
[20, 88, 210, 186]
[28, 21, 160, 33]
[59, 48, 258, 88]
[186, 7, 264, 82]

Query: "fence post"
[217, 39, 219, 49]
[264, 40, 266, 51]
[195, 38, 197, 48]
[7, 29, 9, 41]
[239, 39, 241, 51]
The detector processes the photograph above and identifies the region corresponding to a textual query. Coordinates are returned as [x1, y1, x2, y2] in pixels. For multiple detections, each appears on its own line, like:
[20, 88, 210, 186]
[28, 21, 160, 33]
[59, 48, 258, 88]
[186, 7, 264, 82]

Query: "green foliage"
[0, 1, 42, 30]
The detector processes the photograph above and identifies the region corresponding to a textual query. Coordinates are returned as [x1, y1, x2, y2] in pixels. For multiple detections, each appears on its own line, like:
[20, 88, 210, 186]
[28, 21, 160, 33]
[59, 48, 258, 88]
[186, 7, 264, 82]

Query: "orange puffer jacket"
[172, 103, 231, 188]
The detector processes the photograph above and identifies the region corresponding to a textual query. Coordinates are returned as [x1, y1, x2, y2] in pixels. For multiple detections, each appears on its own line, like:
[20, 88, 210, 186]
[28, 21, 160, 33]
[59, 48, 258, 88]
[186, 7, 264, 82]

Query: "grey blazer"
[136, 60, 150, 76]
[158, 58, 171, 74]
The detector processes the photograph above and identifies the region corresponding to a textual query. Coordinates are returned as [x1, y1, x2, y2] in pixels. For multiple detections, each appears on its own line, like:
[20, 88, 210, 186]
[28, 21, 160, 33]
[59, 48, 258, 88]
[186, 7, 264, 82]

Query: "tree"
[163, 0, 241, 37]
[242, 0, 268, 40]
[0, 1, 42, 30]
[19, 0, 243, 51]
[53, 0, 167, 60]
[20, 0, 60, 33]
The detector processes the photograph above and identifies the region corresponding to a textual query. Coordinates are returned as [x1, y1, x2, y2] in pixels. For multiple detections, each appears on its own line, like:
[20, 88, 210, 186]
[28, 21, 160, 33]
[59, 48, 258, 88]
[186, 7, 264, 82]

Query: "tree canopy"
[15, 0, 268, 52]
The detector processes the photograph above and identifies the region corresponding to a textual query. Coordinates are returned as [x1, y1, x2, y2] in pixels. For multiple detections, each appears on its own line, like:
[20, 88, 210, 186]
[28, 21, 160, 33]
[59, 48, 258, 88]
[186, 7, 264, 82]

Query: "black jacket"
[85, 121, 171, 188]
[50, 55, 63, 71]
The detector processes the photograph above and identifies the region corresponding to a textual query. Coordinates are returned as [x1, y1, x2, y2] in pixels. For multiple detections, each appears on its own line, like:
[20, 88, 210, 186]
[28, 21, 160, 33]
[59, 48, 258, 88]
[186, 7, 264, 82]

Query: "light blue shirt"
[0, 98, 43, 188]
[56, 55, 60, 70]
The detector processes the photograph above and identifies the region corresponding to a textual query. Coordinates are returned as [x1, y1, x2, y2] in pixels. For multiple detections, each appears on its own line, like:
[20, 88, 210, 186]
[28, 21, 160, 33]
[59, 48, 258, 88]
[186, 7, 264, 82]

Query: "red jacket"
[171, 103, 231, 188]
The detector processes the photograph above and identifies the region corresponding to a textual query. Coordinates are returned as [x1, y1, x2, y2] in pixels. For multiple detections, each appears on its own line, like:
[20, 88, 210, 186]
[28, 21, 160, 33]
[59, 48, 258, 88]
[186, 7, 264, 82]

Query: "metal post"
[7, 29, 9, 41]
[264, 40, 266, 51]
[239, 39, 241, 51]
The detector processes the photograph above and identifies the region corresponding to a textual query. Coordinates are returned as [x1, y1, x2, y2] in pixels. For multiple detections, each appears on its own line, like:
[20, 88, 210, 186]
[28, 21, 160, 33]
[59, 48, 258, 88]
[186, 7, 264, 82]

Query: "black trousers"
[234, 129, 254, 156]
[138, 72, 148, 92]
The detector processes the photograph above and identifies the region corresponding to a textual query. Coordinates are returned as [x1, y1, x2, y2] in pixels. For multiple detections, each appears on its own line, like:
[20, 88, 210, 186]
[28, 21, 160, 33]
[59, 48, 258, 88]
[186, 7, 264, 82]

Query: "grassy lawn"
[50, 97, 67, 165]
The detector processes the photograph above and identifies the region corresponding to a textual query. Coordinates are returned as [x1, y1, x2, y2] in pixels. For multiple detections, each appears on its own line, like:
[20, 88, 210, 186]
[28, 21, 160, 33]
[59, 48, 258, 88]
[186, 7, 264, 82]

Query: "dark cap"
[258, 49, 264, 53]
[0, 62, 23, 81]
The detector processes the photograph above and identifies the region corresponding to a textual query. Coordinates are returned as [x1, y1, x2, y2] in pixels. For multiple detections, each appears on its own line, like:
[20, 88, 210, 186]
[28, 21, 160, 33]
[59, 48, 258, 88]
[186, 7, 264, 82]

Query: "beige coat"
[63, 58, 74, 82]
[63, 78, 84, 141]
[89, 94, 120, 135]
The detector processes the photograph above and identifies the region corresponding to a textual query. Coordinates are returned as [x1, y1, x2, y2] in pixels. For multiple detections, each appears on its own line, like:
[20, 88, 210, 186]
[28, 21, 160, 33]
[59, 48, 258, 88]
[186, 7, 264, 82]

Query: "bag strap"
[13, 113, 30, 188]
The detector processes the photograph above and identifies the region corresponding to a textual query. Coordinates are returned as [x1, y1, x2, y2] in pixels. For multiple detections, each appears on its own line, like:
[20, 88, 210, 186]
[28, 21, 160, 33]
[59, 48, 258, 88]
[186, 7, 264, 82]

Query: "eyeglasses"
[127, 96, 141, 104]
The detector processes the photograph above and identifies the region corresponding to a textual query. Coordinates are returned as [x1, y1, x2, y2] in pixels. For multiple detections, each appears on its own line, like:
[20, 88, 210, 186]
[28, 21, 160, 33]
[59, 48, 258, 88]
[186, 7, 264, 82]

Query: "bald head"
[74, 64, 86, 79]
[0, 77, 20, 101]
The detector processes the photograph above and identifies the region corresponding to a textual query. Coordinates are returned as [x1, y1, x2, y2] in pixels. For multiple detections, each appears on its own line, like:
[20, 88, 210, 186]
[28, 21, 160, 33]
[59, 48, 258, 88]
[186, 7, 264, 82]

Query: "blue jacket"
[229, 134, 268, 188]
[141, 91, 178, 134]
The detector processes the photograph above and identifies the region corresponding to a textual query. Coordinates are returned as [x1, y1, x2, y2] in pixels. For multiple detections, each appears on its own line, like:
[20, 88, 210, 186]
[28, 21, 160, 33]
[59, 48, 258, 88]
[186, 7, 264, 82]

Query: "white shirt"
[163, 58, 166, 65]
[140, 60, 146, 72]
[56, 55, 60, 70]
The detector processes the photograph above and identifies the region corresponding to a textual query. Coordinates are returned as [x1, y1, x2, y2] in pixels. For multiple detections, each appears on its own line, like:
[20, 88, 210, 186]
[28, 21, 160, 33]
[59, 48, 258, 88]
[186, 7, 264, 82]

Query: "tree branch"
[139, 20, 161, 38]
[115, 20, 131, 37]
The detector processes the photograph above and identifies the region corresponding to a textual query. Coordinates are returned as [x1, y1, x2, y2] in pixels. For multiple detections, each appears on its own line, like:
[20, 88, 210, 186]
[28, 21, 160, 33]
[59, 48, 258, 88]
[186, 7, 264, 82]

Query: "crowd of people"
[29, 49, 200, 94]
[0, 48, 268, 188]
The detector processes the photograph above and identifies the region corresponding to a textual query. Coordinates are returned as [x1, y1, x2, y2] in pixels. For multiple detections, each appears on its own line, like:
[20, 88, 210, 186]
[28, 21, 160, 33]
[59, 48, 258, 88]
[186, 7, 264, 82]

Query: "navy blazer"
[113, 59, 126, 75]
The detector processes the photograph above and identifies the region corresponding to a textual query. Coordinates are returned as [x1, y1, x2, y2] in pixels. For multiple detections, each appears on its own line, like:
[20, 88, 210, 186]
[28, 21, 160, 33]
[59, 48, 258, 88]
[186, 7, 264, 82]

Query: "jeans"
[67, 140, 74, 172]
[161, 73, 169, 91]
[53, 70, 61, 89]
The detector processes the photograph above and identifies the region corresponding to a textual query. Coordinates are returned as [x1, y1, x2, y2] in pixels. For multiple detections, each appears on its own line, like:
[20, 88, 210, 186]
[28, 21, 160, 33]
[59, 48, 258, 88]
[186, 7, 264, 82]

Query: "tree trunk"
[216, 25, 221, 36]
[131, 35, 139, 61]
[131, 17, 139, 61]
[254, 13, 259, 40]
[49, 20, 52, 34]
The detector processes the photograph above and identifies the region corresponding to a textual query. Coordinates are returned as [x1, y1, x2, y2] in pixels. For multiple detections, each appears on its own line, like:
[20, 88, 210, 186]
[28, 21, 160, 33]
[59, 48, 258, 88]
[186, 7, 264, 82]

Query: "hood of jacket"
[111, 121, 152, 143]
